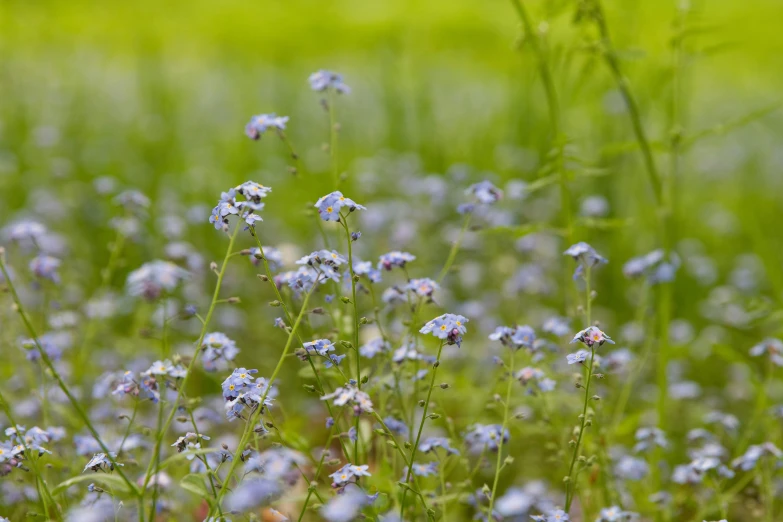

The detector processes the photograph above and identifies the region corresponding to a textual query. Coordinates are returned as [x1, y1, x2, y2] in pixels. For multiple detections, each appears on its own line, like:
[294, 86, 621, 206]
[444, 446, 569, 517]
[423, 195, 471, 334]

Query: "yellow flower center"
[326, 206, 333, 213]
[440, 325, 447, 331]
[240, 373, 246, 378]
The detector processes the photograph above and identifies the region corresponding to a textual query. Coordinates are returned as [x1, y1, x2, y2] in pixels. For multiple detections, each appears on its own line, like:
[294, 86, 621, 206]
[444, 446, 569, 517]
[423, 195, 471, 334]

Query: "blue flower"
[419, 437, 459, 455]
[463, 424, 509, 453]
[126, 260, 188, 301]
[308, 70, 351, 94]
[224, 477, 280, 513]
[221, 368, 258, 400]
[732, 442, 783, 471]
[515, 367, 556, 393]
[466, 180, 503, 205]
[566, 350, 590, 365]
[405, 461, 438, 478]
[359, 338, 390, 358]
[633, 427, 668, 453]
[83, 453, 123, 473]
[303, 339, 336, 357]
[597, 506, 638, 522]
[564, 242, 607, 280]
[201, 332, 240, 372]
[382, 417, 409, 438]
[420, 313, 469, 347]
[247, 246, 283, 270]
[314, 191, 366, 221]
[322, 384, 373, 413]
[29, 255, 61, 284]
[244, 113, 289, 140]
[531, 509, 569, 522]
[614, 455, 649, 480]
[329, 463, 371, 486]
[749, 338, 783, 366]
[352, 258, 382, 283]
[378, 251, 415, 271]
[407, 278, 439, 298]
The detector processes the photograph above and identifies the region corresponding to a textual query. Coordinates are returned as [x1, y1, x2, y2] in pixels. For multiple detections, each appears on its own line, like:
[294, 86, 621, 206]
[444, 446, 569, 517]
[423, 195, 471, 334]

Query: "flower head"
[378, 251, 416, 271]
[314, 191, 366, 222]
[244, 113, 289, 140]
[466, 180, 503, 205]
[571, 326, 615, 348]
[309, 70, 351, 94]
[564, 242, 607, 280]
[420, 313, 469, 347]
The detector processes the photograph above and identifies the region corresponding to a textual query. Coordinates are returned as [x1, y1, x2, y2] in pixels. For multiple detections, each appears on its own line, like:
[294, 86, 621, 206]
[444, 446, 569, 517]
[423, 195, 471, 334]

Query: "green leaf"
[180, 473, 209, 498]
[52, 473, 132, 497]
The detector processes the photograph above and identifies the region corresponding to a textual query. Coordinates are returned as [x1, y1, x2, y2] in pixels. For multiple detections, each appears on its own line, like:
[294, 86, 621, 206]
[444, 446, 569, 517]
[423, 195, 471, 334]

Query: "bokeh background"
[2, 0, 783, 520]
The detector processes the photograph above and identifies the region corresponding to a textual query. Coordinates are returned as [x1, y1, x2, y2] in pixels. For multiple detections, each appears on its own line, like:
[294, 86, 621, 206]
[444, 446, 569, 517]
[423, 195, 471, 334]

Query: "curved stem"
[210, 273, 321, 514]
[488, 349, 515, 518]
[437, 214, 471, 283]
[400, 341, 444, 518]
[140, 222, 242, 502]
[0, 255, 140, 497]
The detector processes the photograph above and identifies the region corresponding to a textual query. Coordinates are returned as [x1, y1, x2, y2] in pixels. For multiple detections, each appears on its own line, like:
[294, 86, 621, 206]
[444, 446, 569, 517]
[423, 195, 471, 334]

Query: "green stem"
[565, 264, 594, 513]
[400, 341, 444, 519]
[591, 0, 664, 211]
[437, 214, 471, 283]
[488, 349, 515, 518]
[508, 0, 573, 245]
[339, 214, 362, 463]
[210, 272, 322, 514]
[0, 254, 140, 498]
[0, 388, 60, 520]
[140, 222, 242, 503]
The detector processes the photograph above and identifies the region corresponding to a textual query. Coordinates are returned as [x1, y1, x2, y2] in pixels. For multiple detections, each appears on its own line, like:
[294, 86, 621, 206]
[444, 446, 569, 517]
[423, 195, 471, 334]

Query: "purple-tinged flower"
[309, 70, 351, 94]
[542, 316, 571, 336]
[407, 278, 439, 298]
[571, 326, 615, 348]
[420, 313, 469, 347]
[3, 220, 47, 245]
[321, 484, 373, 522]
[29, 255, 60, 284]
[564, 242, 607, 280]
[359, 338, 390, 359]
[382, 417, 409, 438]
[516, 367, 556, 393]
[378, 251, 415, 271]
[463, 424, 509, 454]
[466, 180, 503, 205]
[244, 113, 289, 140]
[224, 477, 280, 513]
[419, 437, 459, 455]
